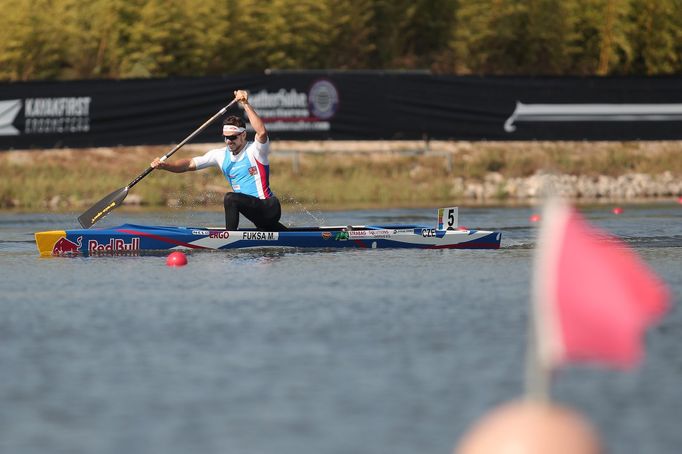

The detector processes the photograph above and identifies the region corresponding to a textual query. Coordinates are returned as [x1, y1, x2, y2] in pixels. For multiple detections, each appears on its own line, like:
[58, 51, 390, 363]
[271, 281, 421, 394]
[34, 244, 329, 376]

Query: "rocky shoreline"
[1, 140, 680, 209]
[455, 171, 682, 201]
[270, 140, 682, 202]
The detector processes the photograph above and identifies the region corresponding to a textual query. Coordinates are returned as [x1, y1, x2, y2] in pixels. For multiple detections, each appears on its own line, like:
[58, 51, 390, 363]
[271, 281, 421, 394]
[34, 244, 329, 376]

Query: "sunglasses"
[224, 134, 240, 141]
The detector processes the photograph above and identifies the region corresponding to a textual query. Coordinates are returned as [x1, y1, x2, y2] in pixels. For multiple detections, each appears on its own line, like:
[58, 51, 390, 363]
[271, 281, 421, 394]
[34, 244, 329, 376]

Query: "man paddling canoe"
[151, 89, 286, 231]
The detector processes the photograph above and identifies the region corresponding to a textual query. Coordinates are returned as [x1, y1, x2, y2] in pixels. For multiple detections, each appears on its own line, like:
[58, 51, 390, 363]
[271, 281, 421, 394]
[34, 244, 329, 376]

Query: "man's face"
[224, 131, 246, 153]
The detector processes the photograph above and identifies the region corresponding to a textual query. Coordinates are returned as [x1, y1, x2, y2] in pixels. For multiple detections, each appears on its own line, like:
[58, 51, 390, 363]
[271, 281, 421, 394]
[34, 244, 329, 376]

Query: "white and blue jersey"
[192, 139, 274, 199]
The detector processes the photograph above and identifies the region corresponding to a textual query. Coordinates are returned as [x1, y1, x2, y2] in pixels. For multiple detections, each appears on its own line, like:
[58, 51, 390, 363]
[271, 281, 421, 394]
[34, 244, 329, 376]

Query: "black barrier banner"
[1, 74, 681, 149]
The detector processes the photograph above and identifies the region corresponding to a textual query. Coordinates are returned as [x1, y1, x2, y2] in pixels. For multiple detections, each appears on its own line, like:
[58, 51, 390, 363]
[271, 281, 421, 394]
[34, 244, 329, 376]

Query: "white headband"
[223, 125, 246, 135]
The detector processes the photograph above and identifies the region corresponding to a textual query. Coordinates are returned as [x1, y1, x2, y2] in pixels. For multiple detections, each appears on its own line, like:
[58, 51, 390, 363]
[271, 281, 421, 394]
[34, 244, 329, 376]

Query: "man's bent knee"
[224, 192, 237, 206]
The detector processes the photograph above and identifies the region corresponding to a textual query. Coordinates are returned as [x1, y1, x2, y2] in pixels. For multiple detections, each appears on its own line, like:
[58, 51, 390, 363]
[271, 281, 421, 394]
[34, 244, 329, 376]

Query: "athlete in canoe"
[151, 89, 286, 231]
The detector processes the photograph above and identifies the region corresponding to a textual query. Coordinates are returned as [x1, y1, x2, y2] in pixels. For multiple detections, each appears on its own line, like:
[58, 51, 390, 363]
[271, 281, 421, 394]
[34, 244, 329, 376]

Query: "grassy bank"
[1, 141, 680, 210]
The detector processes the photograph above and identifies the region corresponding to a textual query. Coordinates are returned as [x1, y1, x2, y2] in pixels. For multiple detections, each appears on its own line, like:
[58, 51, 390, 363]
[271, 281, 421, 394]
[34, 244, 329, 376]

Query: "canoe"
[35, 223, 501, 256]
[34, 208, 502, 256]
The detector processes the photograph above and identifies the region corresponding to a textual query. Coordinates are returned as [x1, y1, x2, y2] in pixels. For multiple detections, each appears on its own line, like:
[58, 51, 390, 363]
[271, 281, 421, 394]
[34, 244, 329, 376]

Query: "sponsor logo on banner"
[0, 100, 21, 135]
[192, 230, 209, 235]
[0, 97, 92, 136]
[242, 231, 278, 241]
[308, 80, 339, 120]
[209, 231, 230, 239]
[504, 101, 682, 132]
[321, 231, 332, 240]
[247, 80, 339, 133]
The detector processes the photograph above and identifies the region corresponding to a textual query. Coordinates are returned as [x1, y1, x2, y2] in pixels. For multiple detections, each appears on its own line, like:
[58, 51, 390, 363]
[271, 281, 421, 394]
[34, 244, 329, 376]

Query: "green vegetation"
[1, 141, 679, 210]
[1, 0, 681, 81]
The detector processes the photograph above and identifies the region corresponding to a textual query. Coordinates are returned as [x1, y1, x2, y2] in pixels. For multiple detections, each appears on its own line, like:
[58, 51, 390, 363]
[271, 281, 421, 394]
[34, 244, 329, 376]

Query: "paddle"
[77, 98, 238, 228]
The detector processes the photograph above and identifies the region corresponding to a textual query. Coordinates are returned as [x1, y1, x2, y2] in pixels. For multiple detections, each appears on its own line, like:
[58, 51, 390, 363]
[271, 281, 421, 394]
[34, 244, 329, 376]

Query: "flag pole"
[525, 196, 562, 402]
[524, 305, 551, 401]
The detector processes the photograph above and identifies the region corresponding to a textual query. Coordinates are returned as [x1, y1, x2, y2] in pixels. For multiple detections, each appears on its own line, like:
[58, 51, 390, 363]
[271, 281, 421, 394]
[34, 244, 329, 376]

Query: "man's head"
[223, 116, 247, 153]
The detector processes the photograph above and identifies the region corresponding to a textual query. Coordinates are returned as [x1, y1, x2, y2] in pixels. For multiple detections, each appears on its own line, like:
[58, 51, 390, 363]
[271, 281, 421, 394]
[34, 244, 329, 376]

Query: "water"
[0, 205, 680, 454]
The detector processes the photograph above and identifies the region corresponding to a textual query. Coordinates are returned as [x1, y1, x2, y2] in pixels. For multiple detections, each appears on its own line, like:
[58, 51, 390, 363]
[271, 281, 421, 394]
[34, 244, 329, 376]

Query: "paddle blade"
[77, 187, 128, 228]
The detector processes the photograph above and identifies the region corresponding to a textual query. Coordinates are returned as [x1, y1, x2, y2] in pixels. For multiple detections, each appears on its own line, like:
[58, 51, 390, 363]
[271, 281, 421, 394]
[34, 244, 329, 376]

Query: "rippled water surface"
[1, 205, 680, 454]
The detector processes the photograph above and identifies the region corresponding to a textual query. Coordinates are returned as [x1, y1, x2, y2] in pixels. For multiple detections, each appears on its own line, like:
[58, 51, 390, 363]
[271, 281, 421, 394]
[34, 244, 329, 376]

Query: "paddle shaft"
[126, 97, 238, 191]
[77, 97, 238, 228]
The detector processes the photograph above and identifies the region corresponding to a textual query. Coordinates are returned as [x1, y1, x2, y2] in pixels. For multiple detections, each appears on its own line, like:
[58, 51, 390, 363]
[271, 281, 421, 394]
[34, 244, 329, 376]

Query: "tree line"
[0, 0, 680, 81]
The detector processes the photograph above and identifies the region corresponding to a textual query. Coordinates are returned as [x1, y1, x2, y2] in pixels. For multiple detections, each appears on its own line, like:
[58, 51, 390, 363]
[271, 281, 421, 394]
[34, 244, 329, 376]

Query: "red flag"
[533, 199, 669, 369]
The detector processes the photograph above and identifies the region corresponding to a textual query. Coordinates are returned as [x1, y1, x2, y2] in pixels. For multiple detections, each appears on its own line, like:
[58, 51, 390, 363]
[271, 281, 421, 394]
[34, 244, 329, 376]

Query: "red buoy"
[612, 207, 623, 215]
[166, 251, 188, 267]
[529, 214, 541, 223]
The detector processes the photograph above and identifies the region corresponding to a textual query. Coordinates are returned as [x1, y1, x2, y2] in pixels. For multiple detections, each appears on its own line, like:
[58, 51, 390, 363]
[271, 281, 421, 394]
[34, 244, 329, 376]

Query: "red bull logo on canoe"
[52, 236, 82, 255]
[88, 237, 140, 252]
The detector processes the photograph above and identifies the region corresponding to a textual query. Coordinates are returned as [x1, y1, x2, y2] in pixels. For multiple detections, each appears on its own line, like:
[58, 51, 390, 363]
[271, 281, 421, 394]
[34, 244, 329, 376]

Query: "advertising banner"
[1, 74, 681, 149]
